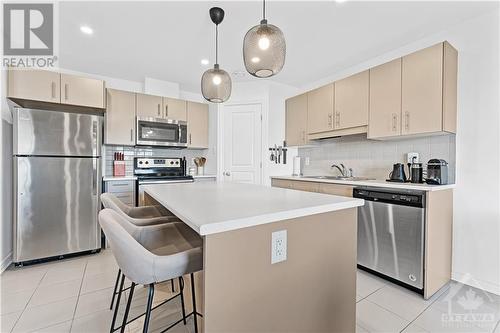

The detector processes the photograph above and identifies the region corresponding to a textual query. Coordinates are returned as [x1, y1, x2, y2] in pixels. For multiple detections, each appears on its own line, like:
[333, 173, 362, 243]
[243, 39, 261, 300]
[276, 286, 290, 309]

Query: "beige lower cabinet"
[8, 69, 60, 103]
[318, 183, 353, 197]
[105, 89, 136, 146]
[285, 93, 308, 146]
[271, 179, 319, 193]
[60, 73, 105, 108]
[104, 180, 135, 206]
[307, 83, 334, 134]
[368, 58, 402, 139]
[136, 93, 163, 119]
[334, 70, 369, 130]
[163, 97, 187, 121]
[187, 101, 209, 149]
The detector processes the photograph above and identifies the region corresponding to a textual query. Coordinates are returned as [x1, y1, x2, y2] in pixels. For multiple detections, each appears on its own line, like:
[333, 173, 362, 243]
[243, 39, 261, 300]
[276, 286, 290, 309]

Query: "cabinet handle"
[51, 82, 56, 99]
[392, 113, 397, 131]
[130, 129, 133, 142]
[64, 84, 68, 100]
[165, 104, 168, 117]
[328, 114, 333, 126]
[157, 104, 161, 116]
[189, 133, 192, 145]
[404, 111, 410, 131]
[336, 112, 340, 127]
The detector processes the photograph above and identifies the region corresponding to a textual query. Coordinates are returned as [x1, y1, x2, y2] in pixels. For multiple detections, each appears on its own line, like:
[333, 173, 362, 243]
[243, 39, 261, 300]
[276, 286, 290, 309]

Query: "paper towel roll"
[292, 156, 301, 176]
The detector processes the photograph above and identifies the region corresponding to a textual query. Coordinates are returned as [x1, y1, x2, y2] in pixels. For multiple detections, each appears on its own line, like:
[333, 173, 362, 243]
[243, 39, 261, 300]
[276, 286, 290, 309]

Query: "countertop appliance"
[426, 159, 448, 185]
[134, 157, 194, 206]
[136, 116, 187, 148]
[13, 107, 102, 264]
[410, 163, 424, 184]
[353, 187, 426, 293]
[387, 163, 407, 182]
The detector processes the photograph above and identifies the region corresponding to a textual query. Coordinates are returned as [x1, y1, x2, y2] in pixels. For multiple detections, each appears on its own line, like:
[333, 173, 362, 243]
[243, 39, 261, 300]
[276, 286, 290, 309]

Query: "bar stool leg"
[143, 283, 155, 333]
[178, 277, 187, 325]
[190, 273, 198, 333]
[120, 282, 136, 333]
[110, 274, 125, 333]
[110, 269, 122, 310]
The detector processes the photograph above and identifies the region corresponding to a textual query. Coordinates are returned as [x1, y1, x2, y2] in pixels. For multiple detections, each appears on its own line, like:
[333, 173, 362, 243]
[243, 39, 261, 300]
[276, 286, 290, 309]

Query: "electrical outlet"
[304, 157, 310, 166]
[271, 230, 287, 264]
[407, 152, 420, 163]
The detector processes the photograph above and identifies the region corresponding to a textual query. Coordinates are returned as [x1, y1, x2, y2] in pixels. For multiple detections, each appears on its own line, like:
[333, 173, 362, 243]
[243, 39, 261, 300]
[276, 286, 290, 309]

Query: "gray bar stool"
[99, 209, 203, 333]
[101, 193, 181, 309]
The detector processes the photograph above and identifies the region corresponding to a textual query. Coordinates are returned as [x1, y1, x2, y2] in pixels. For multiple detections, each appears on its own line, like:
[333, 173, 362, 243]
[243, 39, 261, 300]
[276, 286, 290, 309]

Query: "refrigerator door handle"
[92, 159, 97, 196]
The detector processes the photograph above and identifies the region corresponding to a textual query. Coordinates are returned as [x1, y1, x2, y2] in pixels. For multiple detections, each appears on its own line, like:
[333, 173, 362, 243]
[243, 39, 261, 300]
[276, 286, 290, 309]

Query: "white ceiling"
[59, 1, 496, 93]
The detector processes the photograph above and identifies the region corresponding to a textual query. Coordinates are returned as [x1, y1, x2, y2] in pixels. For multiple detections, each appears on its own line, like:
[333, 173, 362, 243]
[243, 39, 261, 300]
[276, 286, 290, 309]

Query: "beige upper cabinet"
[105, 89, 136, 146]
[8, 69, 60, 103]
[307, 83, 334, 134]
[368, 59, 402, 139]
[285, 93, 308, 146]
[402, 43, 444, 135]
[136, 93, 163, 119]
[60, 74, 105, 108]
[163, 97, 187, 121]
[334, 70, 369, 130]
[187, 101, 209, 149]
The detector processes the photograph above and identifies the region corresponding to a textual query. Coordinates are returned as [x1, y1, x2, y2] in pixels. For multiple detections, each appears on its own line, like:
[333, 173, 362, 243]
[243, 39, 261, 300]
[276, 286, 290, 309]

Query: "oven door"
[136, 117, 188, 148]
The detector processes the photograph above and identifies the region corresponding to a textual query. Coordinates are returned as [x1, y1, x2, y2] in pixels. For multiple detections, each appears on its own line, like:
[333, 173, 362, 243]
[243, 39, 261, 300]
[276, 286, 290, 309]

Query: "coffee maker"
[426, 159, 448, 185]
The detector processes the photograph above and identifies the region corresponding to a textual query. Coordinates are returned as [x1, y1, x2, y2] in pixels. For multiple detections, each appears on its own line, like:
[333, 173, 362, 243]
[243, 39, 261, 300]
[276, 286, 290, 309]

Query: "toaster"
[426, 159, 448, 185]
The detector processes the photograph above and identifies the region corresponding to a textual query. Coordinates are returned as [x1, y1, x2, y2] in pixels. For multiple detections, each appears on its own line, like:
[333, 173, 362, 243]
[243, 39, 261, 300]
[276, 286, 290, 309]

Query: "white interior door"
[222, 103, 262, 184]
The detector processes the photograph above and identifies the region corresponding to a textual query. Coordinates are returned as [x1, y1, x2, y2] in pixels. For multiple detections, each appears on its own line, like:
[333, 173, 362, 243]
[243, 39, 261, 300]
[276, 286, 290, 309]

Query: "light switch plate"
[407, 152, 420, 163]
[271, 230, 287, 264]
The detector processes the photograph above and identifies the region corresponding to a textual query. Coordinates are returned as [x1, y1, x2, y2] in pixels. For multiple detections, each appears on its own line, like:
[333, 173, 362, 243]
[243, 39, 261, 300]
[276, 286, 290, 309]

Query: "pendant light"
[201, 7, 231, 103]
[243, 0, 286, 78]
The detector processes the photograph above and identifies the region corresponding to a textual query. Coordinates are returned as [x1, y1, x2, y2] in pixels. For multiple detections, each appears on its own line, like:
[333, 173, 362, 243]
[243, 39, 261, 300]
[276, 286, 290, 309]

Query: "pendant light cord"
[263, 0, 266, 20]
[215, 24, 219, 65]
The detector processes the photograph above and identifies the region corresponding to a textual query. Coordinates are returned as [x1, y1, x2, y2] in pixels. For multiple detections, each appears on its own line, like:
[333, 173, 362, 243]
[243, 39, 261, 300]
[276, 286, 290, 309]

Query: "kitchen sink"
[306, 175, 375, 181]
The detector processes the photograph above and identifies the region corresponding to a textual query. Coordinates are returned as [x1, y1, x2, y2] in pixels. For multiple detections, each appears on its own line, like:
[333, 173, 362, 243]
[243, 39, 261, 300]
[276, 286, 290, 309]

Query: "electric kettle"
[387, 163, 407, 182]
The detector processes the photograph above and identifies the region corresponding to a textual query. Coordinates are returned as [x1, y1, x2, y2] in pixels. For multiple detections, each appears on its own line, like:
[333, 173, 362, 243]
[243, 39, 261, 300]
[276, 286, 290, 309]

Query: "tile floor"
[1, 250, 499, 333]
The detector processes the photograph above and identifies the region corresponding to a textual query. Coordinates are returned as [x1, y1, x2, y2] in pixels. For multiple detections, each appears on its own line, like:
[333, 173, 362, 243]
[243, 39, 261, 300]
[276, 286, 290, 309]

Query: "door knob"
[224, 171, 231, 176]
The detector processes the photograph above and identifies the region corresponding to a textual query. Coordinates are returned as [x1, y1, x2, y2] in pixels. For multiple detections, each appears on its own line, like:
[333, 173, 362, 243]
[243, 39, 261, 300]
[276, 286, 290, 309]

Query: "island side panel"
[202, 208, 357, 333]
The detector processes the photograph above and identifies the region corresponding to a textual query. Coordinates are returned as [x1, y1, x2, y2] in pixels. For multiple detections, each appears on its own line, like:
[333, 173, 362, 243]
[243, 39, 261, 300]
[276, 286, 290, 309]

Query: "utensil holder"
[197, 166, 204, 176]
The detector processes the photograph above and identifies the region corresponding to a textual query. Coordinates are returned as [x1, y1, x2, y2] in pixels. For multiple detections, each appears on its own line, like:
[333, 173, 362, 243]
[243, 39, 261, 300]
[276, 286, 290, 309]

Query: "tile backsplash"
[103, 146, 216, 176]
[298, 134, 456, 183]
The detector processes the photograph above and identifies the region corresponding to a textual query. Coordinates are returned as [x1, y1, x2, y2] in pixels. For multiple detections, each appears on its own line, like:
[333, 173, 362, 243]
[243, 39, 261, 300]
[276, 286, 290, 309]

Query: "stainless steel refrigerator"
[13, 107, 102, 264]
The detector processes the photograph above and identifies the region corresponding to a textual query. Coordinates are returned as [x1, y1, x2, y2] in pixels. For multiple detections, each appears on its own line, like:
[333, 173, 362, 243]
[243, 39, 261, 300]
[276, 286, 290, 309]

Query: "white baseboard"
[1, 252, 12, 274]
[452, 271, 500, 296]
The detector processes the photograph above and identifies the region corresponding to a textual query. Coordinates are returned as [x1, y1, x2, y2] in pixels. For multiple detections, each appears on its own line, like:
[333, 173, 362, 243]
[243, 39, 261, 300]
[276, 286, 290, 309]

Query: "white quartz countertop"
[193, 175, 217, 179]
[271, 176, 456, 192]
[103, 176, 137, 181]
[143, 182, 364, 236]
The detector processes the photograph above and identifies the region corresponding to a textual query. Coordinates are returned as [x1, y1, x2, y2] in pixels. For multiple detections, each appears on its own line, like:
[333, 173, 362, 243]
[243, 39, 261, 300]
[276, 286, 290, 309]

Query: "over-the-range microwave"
[136, 116, 188, 148]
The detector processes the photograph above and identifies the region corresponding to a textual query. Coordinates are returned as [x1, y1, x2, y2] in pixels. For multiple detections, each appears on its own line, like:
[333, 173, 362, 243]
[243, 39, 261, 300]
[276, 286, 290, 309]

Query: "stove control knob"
[175, 161, 179, 164]
[139, 161, 143, 165]
[145, 161, 149, 165]
[170, 161, 174, 165]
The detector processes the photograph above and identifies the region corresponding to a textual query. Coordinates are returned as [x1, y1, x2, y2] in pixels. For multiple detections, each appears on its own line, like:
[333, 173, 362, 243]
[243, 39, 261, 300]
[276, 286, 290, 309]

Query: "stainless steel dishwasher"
[353, 187, 426, 293]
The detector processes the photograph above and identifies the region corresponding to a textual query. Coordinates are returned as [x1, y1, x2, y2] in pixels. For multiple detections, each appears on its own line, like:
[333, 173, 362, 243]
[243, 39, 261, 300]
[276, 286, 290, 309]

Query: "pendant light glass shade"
[201, 7, 231, 103]
[243, 0, 286, 78]
[201, 64, 231, 103]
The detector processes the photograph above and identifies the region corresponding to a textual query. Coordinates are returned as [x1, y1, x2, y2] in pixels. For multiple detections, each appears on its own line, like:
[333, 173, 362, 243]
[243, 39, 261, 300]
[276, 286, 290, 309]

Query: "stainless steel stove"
[134, 157, 194, 206]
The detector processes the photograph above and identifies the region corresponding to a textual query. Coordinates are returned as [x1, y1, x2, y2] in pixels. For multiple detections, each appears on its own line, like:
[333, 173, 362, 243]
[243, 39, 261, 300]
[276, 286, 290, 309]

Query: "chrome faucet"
[331, 163, 346, 177]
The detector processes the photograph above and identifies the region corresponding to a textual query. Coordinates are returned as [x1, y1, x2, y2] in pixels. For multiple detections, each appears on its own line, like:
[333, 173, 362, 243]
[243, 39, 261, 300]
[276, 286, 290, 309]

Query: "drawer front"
[318, 183, 353, 197]
[271, 179, 293, 189]
[105, 180, 135, 193]
[112, 192, 135, 206]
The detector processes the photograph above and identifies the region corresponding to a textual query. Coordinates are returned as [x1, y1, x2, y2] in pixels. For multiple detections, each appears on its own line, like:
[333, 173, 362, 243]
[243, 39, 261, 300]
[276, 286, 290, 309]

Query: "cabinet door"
[402, 43, 443, 135]
[334, 70, 369, 130]
[187, 101, 209, 149]
[307, 83, 334, 134]
[61, 74, 105, 108]
[285, 93, 308, 146]
[368, 59, 402, 139]
[136, 93, 163, 119]
[105, 89, 136, 146]
[163, 97, 187, 121]
[291, 181, 319, 192]
[318, 183, 353, 197]
[8, 69, 60, 103]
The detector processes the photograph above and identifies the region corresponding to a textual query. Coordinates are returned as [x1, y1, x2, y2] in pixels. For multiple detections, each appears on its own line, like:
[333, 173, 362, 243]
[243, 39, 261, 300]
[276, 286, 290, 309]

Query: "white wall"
[299, 11, 500, 295]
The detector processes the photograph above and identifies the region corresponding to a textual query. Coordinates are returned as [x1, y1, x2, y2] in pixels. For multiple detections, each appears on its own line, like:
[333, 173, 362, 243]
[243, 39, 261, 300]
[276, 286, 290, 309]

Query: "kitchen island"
[143, 182, 364, 333]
